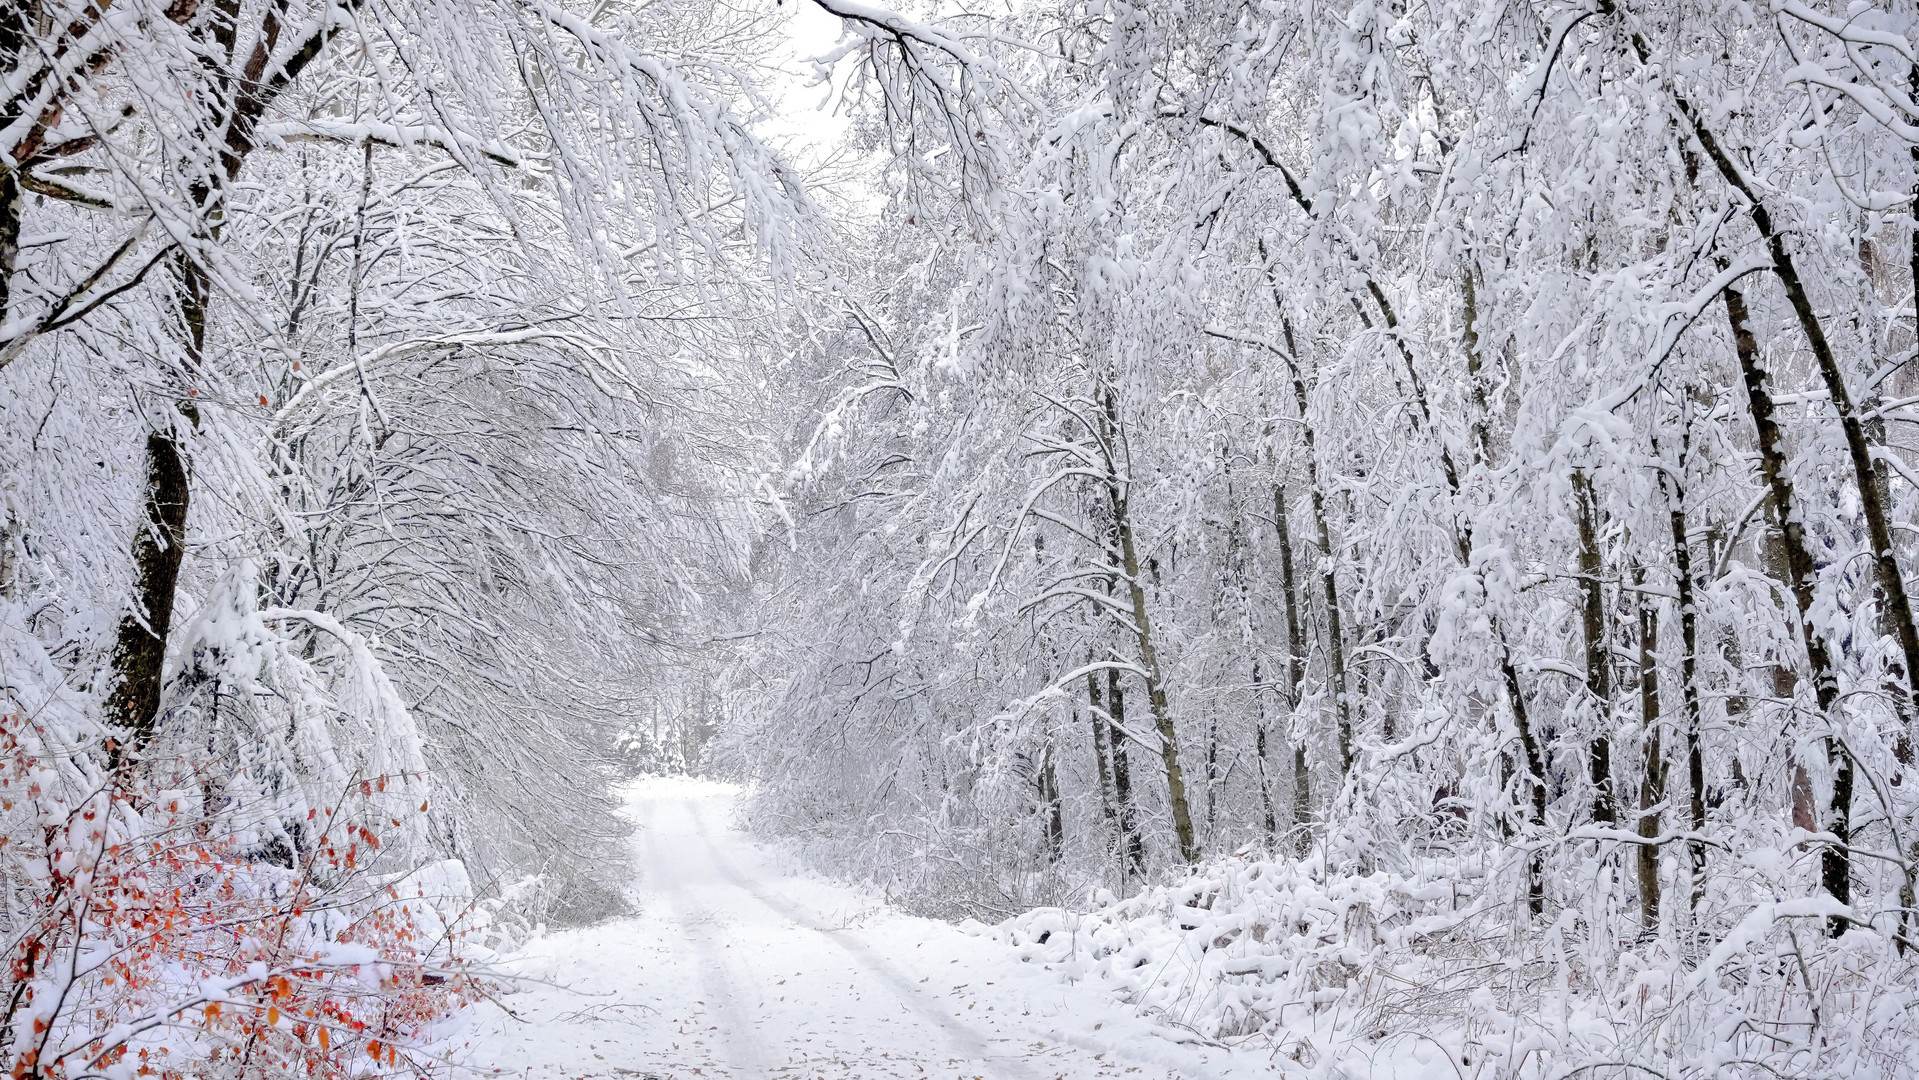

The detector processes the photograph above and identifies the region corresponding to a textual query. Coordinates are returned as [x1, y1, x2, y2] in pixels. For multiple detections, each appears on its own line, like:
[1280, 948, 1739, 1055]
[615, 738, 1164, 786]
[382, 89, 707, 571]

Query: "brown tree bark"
[103, 257, 206, 762]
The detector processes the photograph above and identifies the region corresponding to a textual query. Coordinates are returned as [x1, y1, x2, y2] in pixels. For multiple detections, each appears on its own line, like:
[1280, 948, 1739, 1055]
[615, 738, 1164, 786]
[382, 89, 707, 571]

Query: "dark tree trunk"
[1653, 410, 1708, 913]
[105, 255, 207, 764]
[1104, 668, 1147, 883]
[1723, 274, 1851, 936]
[1098, 388, 1199, 865]
[1273, 484, 1311, 851]
[1252, 658, 1278, 839]
[100, 3, 348, 768]
[1634, 565, 1665, 930]
[1039, 740, 1063, 865]
[1573, 470, 1617, 825]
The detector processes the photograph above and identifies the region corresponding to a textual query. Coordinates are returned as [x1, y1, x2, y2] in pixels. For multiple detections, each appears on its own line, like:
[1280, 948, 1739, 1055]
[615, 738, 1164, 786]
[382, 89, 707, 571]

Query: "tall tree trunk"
[1454, 260, 1547, 913]
[1722, 273, 1852, 936]
[1605, 0, 1919, 729]
[1273, 485, 1314, 854]
[1652, 410, 1709, 913]
[1038, 738, 1063, 866]
[1099, 387, 1200, 865]
[1115, 509, 1199, 865]
[1102, 667, 1147, 882]
[1634, 563, 1665, 930]
[105, 254, 207, 764]
[100, 2, 343, 768]
[1608, 2, 1919, 935]
[1268, 318, 1353, 777]
[1083, 674, 1127, 885]
[1899, 81, 1919, 952]
[1573, 470, 1617, 824]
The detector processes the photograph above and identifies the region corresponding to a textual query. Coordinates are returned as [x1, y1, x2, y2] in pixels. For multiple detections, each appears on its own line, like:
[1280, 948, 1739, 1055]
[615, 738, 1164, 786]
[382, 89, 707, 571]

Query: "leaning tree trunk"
[1269, 315, 1354, 777]
[1096, 386, 1200, 865]
[1608, 0, 1914, 935]
[1114, 488, 1199, 864]
[1722, 271, 1853, 936]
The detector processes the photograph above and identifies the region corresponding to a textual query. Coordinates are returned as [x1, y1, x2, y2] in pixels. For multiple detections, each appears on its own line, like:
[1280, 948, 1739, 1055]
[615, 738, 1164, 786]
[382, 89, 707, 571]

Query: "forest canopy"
[5, 0, 1919, 1077]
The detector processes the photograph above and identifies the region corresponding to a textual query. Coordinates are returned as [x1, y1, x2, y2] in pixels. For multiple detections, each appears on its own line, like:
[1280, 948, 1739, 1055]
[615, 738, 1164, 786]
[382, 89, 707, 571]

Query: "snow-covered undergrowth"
[0, 604, 522, 1079]
[987, 852, 1919, 1078]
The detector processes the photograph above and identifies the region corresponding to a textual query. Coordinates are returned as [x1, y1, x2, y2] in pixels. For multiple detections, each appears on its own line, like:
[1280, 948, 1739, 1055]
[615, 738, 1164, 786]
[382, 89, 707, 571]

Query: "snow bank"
[985, 851, 1919, 1078]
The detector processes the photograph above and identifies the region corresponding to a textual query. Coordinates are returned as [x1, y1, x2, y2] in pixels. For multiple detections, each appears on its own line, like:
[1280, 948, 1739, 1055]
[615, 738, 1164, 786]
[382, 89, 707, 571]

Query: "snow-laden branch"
[982, 466, 1112, 596]
[1576, 252, 1773, 420]
[257, 119, 525, 168]
[1775, 0, 1917, 63]
[807, 0, 1043, 113]
[265, 328, 604, 439]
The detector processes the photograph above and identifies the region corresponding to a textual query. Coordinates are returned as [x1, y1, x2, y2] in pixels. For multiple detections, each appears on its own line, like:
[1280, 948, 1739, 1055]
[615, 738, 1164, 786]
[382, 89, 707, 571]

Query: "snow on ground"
[453, 777, 1281, 1079]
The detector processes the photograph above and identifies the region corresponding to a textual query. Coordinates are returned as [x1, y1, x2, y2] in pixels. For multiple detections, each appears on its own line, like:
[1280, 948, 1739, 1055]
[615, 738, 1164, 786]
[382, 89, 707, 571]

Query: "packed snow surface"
[456, 778, 1276, 1079]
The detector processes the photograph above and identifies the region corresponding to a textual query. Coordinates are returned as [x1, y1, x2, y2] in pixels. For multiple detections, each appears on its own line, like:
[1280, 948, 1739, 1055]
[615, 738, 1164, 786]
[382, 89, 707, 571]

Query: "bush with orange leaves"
[0, 709, 479, 1080]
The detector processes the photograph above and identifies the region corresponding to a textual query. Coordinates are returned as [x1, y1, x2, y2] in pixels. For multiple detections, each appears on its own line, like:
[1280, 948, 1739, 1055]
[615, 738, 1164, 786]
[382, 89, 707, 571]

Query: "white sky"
[757, 1, 858, 162]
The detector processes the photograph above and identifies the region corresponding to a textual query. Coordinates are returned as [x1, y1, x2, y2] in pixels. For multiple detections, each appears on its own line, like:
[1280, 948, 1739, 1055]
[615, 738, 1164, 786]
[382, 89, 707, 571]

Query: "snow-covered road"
[457, 779, 1273, 1080]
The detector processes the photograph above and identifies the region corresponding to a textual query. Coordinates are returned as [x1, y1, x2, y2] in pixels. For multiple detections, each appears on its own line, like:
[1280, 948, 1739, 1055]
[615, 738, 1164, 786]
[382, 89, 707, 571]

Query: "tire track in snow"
[635, 797, 769, 1078]
[683, 800, 1044, 1080]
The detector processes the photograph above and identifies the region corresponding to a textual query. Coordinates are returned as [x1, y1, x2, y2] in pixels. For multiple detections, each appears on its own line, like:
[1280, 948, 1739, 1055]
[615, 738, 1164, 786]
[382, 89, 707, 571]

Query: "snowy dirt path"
[456, 779, 1279, 1080]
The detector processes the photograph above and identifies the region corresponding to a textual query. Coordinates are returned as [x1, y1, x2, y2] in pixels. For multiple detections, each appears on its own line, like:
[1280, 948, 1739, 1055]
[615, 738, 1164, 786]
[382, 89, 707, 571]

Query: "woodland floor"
[454, 778, 1277, 1080]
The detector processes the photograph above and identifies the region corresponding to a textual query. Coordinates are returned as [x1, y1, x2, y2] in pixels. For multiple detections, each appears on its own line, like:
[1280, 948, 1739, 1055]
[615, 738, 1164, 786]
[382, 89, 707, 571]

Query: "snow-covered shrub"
[0, 705, 481, 1080]
[991, 850, 1919, 1077]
